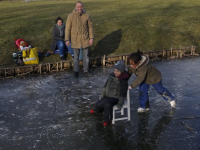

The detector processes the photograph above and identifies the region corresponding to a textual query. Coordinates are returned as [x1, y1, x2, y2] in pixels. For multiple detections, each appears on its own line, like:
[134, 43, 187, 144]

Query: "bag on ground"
[22, 47, 39, 65]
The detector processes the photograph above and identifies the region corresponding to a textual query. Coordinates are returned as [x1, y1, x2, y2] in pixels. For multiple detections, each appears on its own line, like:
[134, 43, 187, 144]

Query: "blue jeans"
[66, 43, 74, 56]
[56, 41, 65, 57]
[56, 41, 74, 57]
[139, 80, 174, 109]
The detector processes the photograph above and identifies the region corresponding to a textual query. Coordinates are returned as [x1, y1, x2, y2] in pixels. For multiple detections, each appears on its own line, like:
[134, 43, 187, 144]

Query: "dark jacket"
[102, 71, 129, 106]
[51, 24, 65, 51]
[128, 55, 162, 88]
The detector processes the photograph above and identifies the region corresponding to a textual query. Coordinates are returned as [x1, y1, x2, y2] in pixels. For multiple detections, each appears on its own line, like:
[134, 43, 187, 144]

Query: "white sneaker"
[170, 100, 176, 108]
[137, 107, 149, 113]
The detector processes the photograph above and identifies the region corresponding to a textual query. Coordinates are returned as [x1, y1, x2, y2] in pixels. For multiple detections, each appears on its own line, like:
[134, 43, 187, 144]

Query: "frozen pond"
[0, 57, 200, 150]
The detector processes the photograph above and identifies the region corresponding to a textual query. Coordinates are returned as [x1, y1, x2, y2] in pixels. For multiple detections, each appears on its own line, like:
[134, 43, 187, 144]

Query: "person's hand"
[99, 95, 103, 100]
[66, 41, 70, 47]
[89, 39, 93, 46]
[128, 86, 132, 90]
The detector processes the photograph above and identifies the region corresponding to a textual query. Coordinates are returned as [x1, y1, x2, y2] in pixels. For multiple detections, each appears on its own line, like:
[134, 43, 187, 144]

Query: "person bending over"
[128, 50, 176, 113]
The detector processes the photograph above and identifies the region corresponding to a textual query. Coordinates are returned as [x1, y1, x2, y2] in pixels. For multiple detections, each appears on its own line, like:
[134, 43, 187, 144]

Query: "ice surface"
[0, 57, 200, 150]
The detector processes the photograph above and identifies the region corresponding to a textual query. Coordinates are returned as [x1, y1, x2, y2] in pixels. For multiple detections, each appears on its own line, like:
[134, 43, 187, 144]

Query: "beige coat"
[65, 10, 94, 49]
[128, 55, 162, 88]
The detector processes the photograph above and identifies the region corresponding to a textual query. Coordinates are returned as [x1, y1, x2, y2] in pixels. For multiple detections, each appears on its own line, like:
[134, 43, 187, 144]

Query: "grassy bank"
[1, 0, 200, 67]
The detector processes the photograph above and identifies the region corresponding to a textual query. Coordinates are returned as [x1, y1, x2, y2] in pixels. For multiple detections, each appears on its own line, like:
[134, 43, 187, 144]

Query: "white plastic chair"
[112, 90, 131, 124]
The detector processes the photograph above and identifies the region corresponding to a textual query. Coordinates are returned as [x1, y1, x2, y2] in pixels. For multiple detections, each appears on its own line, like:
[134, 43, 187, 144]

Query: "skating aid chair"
[112, 90, 131, 124]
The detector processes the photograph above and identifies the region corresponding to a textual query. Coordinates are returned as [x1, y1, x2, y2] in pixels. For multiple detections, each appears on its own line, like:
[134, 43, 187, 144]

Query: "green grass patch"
[1, 0, 200, 67]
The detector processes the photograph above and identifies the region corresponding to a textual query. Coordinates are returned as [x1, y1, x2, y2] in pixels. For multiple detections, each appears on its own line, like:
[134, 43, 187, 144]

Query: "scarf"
[75, 9, 86, 14]
[56, 24, 65, 36]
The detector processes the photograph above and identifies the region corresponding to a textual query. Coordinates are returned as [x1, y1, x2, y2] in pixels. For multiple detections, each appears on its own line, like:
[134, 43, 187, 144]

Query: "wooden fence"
[0, 46, 199, 79]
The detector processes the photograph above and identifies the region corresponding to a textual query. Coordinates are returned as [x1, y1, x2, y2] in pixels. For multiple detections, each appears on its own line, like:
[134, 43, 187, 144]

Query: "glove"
[101, 88, 105, 95]
[117, 97, 125, 109]
[128, 85, 132, 90]
[99, 88, 106, 100]
[99, 95, 103, 100]
[100, 88, 106, 98]
[117, 104, 122, 109]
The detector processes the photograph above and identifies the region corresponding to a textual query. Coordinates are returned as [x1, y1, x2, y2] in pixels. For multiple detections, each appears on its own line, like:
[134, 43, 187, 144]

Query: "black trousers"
[95, 96, 119, 122]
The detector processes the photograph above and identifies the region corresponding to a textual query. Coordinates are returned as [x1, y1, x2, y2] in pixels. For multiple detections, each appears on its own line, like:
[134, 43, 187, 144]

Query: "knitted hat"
[114, 60, 125, 73]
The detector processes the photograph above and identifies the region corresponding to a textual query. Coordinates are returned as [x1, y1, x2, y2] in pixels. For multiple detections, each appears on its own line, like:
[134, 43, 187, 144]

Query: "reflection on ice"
[0, 58, 200, 149]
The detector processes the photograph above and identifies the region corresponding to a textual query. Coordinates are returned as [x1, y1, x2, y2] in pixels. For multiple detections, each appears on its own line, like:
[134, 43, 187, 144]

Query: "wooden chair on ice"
[112, 90, 131, 124]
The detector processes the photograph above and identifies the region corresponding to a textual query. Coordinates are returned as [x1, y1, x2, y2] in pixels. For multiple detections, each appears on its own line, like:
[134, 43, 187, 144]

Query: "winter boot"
[90, 109, 97, 114]
[170, 100, 176, 108]
[74, 72, 79, 78]
[103, 121, 111, 126]
[60, 56, 66, 61]
[137, 107, 149, 113]
[84, 71, 92, 77]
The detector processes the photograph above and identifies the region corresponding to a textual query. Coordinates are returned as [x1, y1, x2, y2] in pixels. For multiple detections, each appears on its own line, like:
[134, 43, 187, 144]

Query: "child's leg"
[56, 41, 65, 57]
[103, 97, 119, 122]
[152, 80, 174, 101]
[95, 97, 107, 113]
[139, 82, 150, 109]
